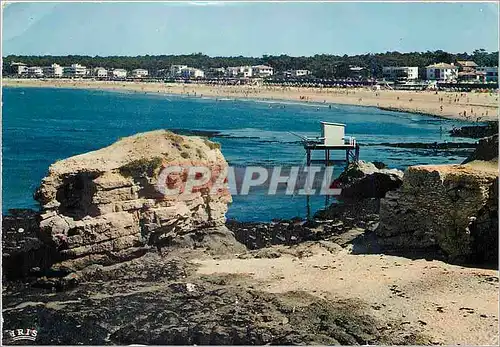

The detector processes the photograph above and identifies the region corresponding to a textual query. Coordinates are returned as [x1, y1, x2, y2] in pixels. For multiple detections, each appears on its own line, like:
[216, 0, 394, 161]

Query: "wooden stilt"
[306, 195, 311, 221]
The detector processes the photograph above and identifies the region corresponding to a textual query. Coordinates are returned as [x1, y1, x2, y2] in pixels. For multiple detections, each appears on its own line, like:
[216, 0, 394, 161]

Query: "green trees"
[3, 50, 498, 78]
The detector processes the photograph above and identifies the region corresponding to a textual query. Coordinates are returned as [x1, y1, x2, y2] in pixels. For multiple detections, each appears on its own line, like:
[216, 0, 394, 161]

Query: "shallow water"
[2, 87, 475, 221]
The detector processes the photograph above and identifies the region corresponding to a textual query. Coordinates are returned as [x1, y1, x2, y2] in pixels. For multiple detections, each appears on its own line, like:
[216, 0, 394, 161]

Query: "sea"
[2, 87, 476, 221]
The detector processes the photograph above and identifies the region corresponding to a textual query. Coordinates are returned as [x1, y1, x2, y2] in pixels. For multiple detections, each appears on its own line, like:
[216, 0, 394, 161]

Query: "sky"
[2, 1, 499, 57]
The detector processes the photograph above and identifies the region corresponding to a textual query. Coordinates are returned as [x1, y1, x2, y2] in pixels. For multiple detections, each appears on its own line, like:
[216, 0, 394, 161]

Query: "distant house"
[131, 69, 149, 78]
[456, 60, 482, 81]
[456, 60, 478, 71]
[293, 69, 311, 77]
[349, 66, 366, 79]
[349, 66, 364, 72]
[64, 64, 87, 77]
[27, 66, 43, 77]
[170, 65, 188, 77]
[181, 67, 205, 79]
[206, 67, 226, 78]
[93, 67, 108, 78]
[226, 66, 253, 78]
[43, 64, 63, 78]
[382, 66, 419, 81]
[252, 65, 274, 78]
[426, 63, 458, 81]
[10, 62, 28, 75]
[476, 66, 498, 82]
[282, 69, 312, 78]
[110, 69, 127, 79]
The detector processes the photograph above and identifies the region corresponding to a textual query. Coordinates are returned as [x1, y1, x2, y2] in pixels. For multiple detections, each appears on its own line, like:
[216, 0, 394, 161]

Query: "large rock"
[462, 134, 498, 164]
[449, 122, 498, 139]
[377, 163, 498, 263]
[34, 130, 235, 271]
[337, 161, 404, 200]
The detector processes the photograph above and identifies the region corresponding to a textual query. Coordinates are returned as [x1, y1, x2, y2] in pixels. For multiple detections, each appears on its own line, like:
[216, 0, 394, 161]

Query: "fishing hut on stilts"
[292, 121, 360, 168]
[291, 122, 360, 220]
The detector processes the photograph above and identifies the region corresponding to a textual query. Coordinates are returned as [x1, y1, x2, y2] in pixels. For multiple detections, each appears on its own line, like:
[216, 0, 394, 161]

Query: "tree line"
[3, 49, 497, 79]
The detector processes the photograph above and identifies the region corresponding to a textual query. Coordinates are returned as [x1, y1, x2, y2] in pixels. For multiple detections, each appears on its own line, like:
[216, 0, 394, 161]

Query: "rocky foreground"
[2, 131, 499, 345]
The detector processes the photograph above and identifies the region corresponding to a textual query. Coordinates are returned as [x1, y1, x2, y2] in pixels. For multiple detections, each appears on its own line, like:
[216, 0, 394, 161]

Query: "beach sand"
[195, 243, 499, 345]
[3, 78, 499, 122]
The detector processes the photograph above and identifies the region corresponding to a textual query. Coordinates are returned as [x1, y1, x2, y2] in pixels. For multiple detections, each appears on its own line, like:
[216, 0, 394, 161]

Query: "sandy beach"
[196, 243, 499, 345]
[3, 78, 498, 122]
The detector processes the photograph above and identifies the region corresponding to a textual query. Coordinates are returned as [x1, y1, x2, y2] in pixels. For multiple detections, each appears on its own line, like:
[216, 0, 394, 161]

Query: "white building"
[252, 65, 274, 77]
[205, 67, 225, 78]
[131, 69, 149, 78]
[293, 69, 311, 77]
[64, 64, 87, 77]
[181, 67, 205, 79]
[27, 66, 43, 77]
[382, 66, 419, 81]
[476, 66, 498, 82]
[211, 67, 226, 74]
[170, 65, 188, 76]
[349, 66, 365, 79]
[10, 62, 28, 75]
[93, 67, 108, 78]
[226, 66, 253, 78]
[426, 63, 458, 81]
[110, 69, 127, 79]
[43, 64, 63, 78]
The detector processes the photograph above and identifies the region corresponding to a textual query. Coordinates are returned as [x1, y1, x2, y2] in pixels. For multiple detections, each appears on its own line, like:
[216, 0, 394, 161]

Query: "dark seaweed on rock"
[449, 122, 498, 139]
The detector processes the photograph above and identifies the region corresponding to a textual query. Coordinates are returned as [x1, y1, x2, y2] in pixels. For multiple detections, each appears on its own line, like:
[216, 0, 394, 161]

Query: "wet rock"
[449, 122, 498, 139]
[314, 198, 380, 230]
[371, 142, 477, 149]
[227, 218, 335, 250]
[2, 209, 61, 280]
[462, 134, 498, 164]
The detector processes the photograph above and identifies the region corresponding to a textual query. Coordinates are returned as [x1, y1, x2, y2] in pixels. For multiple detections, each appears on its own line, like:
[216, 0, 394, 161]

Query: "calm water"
[2, 87, 475, 221]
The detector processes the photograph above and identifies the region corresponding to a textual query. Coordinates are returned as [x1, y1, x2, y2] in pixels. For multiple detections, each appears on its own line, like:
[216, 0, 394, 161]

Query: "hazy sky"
[2, 1, 499, 56]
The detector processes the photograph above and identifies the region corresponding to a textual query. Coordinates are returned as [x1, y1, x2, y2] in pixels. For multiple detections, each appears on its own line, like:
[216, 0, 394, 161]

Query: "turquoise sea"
[2, 87, 475, 221]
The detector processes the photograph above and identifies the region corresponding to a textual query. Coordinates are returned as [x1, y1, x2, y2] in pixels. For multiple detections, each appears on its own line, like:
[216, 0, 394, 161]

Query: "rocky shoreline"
[2, 130, 499, 345]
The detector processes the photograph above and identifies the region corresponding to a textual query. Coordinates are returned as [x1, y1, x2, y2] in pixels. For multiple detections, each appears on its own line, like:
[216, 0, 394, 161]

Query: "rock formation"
[34, 130, 239, 272]
[462, 134, 498, 164]
[449, 122, 498, 139]
[377, 163, 498, 263]
[336, 161, 404, 200]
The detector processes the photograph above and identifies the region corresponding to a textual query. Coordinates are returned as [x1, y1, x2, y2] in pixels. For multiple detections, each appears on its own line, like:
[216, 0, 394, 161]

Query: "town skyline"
[2, 2, 499, 57]
[5, 50, 498, 83]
